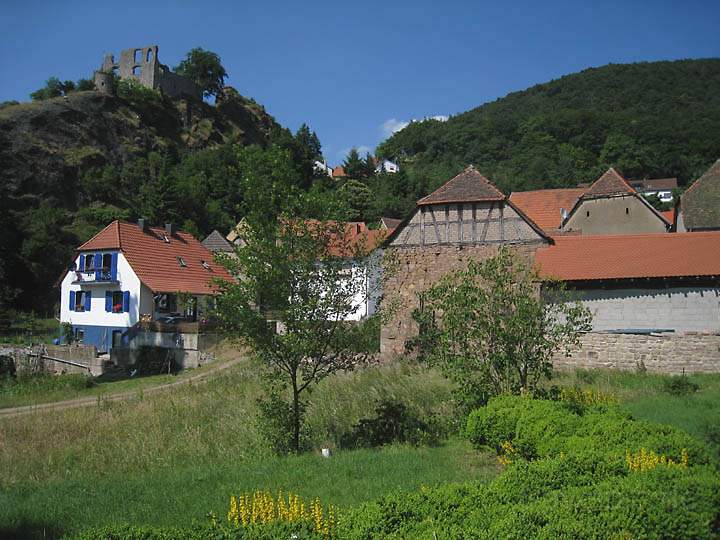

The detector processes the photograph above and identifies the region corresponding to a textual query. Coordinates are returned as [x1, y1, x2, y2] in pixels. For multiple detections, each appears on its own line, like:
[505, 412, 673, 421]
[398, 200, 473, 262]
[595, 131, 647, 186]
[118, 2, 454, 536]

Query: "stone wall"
[553, 332, 720, 374]
[380, 242, 545, 360]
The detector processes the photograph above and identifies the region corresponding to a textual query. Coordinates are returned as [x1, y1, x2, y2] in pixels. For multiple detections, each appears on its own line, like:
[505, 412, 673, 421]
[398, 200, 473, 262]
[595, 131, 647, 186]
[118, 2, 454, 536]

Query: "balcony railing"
[71, 269, 118, 284]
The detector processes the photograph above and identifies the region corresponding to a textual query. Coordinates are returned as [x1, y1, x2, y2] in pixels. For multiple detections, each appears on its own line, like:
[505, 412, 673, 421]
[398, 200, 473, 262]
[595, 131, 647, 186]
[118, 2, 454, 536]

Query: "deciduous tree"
[412, 247, 592, 411]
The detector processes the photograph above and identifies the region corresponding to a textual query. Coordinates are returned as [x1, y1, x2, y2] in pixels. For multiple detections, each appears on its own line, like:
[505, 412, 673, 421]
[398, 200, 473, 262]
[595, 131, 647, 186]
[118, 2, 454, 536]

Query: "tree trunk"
[291, 374, 300, 454]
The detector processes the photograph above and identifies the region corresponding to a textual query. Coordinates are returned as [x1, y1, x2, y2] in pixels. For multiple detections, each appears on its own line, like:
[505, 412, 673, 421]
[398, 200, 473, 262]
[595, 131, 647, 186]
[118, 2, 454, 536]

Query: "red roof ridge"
[583, 167, 637, 198]
[417, 165, 505, 206]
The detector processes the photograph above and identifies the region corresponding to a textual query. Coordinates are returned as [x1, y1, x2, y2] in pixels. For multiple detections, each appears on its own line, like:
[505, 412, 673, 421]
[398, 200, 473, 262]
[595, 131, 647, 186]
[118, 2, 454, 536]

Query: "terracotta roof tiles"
[509, 188, 586, 231]
[583, 168, 636, 198]
[536, 231, 720, 281]
[78, 221, 233, 295]
[417, 166, 505, 205]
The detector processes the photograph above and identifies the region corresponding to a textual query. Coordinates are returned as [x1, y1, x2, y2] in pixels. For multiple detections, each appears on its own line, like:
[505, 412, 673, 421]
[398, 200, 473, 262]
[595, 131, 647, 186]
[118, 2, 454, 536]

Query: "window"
[102, 253, 112, 270]
[177, 256, 187, 268]
[201, 260, 212, 271]
[74, 291, 88, 312]
[74, 328, 84, 344]
[626, 208, 629, 215]
[84, 254, 95, 270]
[586, 210, 590, 218]
[163, 235, 170, 243]
[156, 293, 177, 313]
[132, 65, 141, 77]
[112, 291, 124, 313]
[112, 330, 123, 348]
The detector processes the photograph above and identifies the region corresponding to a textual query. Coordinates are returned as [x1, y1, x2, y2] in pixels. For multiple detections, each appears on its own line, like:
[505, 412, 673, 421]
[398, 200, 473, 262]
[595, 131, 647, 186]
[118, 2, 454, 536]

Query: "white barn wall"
[569, 286, 720, 333]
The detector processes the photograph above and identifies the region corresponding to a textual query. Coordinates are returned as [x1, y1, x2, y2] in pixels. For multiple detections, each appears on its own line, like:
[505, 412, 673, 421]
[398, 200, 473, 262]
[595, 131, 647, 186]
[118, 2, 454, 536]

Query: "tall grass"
[0, 359, 455, 487]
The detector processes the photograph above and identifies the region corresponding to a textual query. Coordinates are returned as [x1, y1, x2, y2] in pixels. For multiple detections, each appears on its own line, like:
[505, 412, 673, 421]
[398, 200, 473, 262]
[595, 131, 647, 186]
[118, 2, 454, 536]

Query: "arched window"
[146, 49, 153, 62]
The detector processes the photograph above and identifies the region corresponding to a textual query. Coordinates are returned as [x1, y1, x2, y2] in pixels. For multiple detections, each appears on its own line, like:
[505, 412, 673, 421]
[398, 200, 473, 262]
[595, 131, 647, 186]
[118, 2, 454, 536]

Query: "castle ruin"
[94, 45, 201, 100]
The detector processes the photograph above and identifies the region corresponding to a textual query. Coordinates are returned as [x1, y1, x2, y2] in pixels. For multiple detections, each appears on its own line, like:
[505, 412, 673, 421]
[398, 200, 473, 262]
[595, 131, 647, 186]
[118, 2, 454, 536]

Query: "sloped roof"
[681, 159, 720, 230]
[583, 168, 636, 198]
[380, 217, 402, 231]
[332, 166, 347, 178]
[202, 230, 234, 253]
[660, 210, 675, 225]
[535, 231, 720, 281]
[509, 188, 587, 231]
[78, 221, 233, 294]
[631, 178, 678, 191]
[417, 166, 505, 205]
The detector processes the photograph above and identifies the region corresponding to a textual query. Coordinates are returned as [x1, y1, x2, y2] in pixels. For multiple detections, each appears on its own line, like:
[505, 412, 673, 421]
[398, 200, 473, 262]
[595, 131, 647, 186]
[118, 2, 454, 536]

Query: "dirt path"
[0, 355, 244, 419]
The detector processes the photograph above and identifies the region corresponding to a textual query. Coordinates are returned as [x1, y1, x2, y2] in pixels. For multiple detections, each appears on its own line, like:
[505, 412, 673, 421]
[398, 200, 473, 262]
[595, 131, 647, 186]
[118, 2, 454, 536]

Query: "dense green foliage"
[412, 248, 592, 412]
[341, 396, 719, 538]
[30, 76, 94, 101]
[174, 47, 228, 99]
[378, 59, 720, 195]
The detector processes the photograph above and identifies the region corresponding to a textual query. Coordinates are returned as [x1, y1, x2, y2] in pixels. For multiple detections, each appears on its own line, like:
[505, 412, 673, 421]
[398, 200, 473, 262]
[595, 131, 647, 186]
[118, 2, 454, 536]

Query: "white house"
[313, 160, 333, 177]
[59, 219, 233, 352]
[375, 159, 399, 174]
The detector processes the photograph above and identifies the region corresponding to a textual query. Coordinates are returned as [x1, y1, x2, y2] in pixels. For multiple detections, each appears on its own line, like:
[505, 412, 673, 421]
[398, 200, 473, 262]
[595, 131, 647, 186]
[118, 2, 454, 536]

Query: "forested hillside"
[0, 81, 320, 312]
[3, 58, 720, 313]
[378, 59, 720, 196]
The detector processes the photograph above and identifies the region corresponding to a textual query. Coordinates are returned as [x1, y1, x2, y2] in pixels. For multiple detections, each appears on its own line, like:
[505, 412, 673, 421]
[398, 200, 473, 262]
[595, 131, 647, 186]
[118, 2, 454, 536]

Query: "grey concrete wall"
[570, 286, 720, 333]
[564, 195, 667, 235]
[554, 332, 720, 374]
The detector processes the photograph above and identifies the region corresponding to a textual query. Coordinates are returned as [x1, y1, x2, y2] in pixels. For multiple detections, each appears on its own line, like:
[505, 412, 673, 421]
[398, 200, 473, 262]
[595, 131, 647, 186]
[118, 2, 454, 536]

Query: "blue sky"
[2, 0, 719, 164]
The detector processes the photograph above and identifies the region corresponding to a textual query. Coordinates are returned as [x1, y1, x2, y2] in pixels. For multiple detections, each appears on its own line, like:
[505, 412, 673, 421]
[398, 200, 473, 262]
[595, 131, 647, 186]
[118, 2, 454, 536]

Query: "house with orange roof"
[561, 168, 670, 235]
[59, 219, 233, 352]
[536, 231, 720, 334]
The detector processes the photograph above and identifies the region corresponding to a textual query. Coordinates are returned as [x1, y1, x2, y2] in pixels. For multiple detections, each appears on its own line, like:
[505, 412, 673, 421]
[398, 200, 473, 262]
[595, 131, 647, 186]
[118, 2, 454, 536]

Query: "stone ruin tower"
[94, 45, 201, 100]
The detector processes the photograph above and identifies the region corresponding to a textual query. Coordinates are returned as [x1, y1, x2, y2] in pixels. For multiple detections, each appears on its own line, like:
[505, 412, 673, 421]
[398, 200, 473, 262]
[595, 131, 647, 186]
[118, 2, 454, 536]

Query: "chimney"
[138, 218, 147, 233]
[165, 223, 176, 236]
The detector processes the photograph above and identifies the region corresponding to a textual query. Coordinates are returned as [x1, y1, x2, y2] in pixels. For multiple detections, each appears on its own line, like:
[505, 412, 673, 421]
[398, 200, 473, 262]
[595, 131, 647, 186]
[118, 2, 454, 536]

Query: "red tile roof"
[535, 231, 720, 281]
[299, 220, 388, 257]
[332, 166, 347, 178]
[583, 168, 636, 198]
[78, 221, 234, 294]
[509, 188, 587, 231]
[417, 166, 505, 205]
[660, 210, 675, 224]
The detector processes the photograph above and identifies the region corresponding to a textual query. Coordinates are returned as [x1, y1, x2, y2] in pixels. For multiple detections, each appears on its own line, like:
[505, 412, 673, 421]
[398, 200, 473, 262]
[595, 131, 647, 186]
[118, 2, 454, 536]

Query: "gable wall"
[390, 201, 544, 247]
[564, 195, 666, 235]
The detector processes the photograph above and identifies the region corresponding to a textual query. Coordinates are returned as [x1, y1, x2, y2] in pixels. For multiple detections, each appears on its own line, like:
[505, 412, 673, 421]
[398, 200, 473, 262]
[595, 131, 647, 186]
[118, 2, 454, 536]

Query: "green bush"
[340, 398, 447, 449]
[466, 395, 710, 465]
[663, 374, 700, 396]
[341, 396, 720, 539]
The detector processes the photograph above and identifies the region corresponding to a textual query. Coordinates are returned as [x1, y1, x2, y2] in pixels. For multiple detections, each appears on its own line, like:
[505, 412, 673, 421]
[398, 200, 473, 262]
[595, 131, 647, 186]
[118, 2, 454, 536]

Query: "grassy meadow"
[1, 354, 719, 538]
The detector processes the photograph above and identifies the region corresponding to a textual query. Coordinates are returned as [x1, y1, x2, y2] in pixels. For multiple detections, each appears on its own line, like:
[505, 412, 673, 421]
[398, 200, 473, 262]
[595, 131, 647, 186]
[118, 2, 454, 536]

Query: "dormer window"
[177, 256, 187, 268]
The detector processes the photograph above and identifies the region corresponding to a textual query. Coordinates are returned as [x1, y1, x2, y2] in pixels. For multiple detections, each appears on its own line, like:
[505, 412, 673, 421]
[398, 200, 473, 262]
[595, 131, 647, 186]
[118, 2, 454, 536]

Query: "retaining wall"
[554, 332, 720, 374]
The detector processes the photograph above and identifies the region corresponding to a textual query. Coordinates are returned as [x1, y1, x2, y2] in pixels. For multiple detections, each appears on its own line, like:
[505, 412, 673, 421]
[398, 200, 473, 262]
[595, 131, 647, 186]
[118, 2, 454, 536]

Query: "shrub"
[340, 398, 446, 448]
[256, 388, 308, 455]
[663, 374, 700, 396]
[466, 395, 710, 465]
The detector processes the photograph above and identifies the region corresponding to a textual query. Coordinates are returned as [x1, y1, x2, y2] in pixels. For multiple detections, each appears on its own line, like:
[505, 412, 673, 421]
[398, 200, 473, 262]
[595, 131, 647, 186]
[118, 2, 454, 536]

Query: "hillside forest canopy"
[2, 57, 720, 314]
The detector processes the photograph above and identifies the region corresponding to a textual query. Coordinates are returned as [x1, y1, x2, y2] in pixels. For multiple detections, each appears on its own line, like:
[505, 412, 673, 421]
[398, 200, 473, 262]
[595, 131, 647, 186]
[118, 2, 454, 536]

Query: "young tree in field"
[412, 247, 592, 412]
[215, 145, 387, 453]
[174, 47, 228, 99]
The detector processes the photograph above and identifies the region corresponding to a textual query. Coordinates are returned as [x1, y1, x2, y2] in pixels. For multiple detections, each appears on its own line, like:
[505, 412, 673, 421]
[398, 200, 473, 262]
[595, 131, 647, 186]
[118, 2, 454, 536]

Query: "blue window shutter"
[78, 255, 85, 271]
[105, 291, 112, 312]
[69, 290, 75, 310]
[110, 253, 118, 281]
[85, 290, 92, 312]
[94, 254, 102, 279]
[123, 291, 130, 313]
